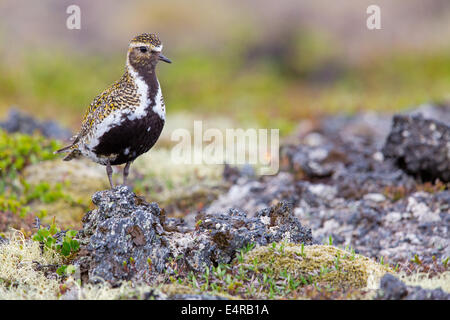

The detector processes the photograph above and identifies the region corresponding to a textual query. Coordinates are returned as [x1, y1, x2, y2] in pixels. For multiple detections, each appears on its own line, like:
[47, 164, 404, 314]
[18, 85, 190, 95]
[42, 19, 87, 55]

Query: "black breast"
[94, 112, 165, 165]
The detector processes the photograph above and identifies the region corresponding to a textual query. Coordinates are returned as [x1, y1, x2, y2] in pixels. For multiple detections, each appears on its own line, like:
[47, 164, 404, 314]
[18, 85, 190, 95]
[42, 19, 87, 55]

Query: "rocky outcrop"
[203, 106, 450, 266]
[75, 186, 312, 284]
[383, 114, 450, 182]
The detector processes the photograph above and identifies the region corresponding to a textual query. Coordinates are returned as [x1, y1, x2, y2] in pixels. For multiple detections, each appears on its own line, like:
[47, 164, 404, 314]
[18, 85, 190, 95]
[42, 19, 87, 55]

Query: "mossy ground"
[166, 242, 392, 300]
[0, 232, 395, 300]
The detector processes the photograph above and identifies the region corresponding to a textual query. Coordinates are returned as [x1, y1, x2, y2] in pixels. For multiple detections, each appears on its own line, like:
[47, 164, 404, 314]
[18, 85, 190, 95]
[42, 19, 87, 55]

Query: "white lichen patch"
[398, 272, 450, 293]
[406, 195, 441, 223]
[67, 280, 161, 300]
[0, 231, 62, 300]
[0, 231, 163, 300]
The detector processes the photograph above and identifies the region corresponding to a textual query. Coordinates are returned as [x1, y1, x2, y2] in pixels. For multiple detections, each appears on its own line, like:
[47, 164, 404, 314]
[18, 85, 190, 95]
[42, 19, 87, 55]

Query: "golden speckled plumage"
[79, 72, 139, 139]
[131, 33, 162, 47]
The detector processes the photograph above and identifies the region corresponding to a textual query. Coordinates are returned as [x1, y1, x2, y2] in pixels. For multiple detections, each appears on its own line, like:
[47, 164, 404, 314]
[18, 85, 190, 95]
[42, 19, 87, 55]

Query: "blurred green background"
[0, 0, 450, 135]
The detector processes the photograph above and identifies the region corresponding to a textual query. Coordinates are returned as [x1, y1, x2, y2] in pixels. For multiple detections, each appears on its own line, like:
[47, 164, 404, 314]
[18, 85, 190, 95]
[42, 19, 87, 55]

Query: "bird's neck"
[126, 63, 159, 94]
[124, 62, 165, 120]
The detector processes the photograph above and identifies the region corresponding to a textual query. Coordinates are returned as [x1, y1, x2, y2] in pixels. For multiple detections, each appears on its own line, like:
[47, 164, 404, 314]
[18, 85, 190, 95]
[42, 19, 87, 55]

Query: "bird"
[55, 33, 172, 188]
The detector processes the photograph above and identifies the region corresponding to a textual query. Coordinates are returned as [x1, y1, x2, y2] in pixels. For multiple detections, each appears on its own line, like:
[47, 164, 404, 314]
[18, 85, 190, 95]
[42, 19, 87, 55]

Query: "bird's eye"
[139, 46, 148, 53]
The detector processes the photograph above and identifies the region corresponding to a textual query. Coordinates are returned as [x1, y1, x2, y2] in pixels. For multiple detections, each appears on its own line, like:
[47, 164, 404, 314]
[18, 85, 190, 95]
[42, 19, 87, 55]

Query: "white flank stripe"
[153, 81, 165, 120]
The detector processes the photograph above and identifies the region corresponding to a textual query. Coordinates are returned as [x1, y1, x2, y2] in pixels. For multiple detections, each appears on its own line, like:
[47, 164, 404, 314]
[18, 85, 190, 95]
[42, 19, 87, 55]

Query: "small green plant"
[56, 264, 76, 277]
[334, 252, 341, 271]
[412, 254, 422, 265]
[350, 248, 356, 261]
[442, 257, 449, 268]
[236, 242, 255, 263]
[300, 243, 306, 258]
[32, 218, 79, 257]
[278, 242, 285, 254]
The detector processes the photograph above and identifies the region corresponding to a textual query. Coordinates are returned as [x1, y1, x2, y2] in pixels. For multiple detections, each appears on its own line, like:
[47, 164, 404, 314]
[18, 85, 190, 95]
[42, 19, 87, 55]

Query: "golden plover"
[55, 33, 171, 188]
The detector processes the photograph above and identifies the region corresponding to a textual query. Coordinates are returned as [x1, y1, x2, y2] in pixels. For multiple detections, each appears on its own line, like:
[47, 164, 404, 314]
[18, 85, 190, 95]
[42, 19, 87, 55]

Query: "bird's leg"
[106, 162, 114, 188]
[123, 161, 132, 186]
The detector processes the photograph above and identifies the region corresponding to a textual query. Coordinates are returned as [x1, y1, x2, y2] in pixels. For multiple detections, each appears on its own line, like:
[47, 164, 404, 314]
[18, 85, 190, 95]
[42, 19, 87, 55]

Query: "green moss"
[0, 130, 67, 223]
[0, 129, 60, 191]
[169, 243, 390, 299]
[243, 243, 391, 290]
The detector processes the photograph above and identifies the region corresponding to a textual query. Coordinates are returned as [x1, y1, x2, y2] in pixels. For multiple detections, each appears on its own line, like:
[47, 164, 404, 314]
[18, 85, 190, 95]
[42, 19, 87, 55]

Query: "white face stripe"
[129, 43, 163, 52]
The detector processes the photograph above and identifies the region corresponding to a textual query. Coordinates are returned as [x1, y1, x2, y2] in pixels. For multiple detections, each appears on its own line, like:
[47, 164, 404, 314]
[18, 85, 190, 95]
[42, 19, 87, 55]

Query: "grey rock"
[78, 185, 171, 283]
[377, 273, 450, 300]
[383, 114, 450, 182]
[407, 103, 450, 125]
[0, 235, 8, 245]
[0, 108, 72, 140]
[377, 274, 409, 299]
[197, 201, 312, 265]
[223, 163, 256, 184]
[282, 144, 344, 178]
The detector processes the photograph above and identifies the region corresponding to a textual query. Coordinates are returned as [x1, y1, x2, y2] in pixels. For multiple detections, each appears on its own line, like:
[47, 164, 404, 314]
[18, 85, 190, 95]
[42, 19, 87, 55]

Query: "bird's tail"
[62, 149, 82, 161]
[54, 144, 74, 154]
[54, 143, 82, 161]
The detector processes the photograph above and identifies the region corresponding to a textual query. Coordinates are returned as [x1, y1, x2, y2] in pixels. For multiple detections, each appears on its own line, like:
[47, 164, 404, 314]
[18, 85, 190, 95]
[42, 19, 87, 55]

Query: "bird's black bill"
[159, 54, 172, 63]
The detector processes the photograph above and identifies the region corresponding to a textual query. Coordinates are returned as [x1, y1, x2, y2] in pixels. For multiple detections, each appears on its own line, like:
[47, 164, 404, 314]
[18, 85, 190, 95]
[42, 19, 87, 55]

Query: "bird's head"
[127, 33, 171, 74]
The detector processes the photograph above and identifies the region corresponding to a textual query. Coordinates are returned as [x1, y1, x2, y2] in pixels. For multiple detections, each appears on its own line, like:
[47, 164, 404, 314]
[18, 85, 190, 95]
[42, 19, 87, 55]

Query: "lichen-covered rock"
[382, 115, 450, 182]
[75, 186, 312, 284]
[282, 143, 344, 178]
[194, 201, 312, 265]
[280, 114, 417, 199]
[77, 186, 171, 283]
[376, 273, 450, 300]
